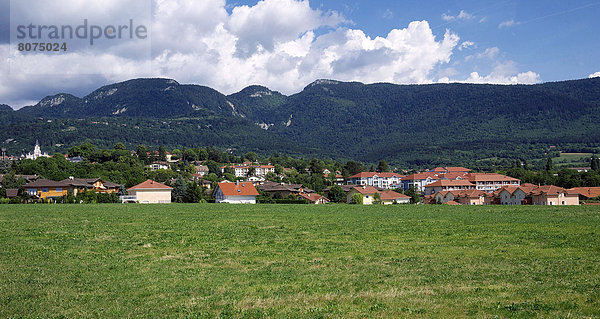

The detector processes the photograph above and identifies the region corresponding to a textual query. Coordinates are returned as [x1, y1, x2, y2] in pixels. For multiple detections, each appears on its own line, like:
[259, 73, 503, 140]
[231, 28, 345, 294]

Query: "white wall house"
[215, 182, 259, 204]
[123, 179, 172, 204]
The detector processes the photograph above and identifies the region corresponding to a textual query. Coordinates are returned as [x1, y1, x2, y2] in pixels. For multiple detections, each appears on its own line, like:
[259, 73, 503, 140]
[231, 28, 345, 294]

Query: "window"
[56, 188, 63, 192]
[27, 189, 37, 195]
[42, 188, 49, 192]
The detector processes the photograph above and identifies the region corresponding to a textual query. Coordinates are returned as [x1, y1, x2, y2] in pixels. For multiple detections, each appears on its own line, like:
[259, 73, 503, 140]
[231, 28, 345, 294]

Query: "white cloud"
[498, 19, 520, 29]
[458, 41, 475, 51]
[589, 72, 600, 78]
[1, 0, 540, 108]
[477, 47, 500, 59]
[442, 10, 475, 21]
[462, 61, 540, 84]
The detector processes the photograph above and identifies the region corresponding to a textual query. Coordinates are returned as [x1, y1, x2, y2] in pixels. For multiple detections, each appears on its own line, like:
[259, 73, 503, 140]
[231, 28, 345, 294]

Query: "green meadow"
[1, 204, 599, 318]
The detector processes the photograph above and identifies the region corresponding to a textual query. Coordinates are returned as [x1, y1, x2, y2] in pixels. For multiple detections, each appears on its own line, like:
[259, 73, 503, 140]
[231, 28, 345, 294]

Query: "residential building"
[122, 180, 172, 204]
[568, 187, 600, 200]
[401, 172, 439, 192]
[222, 165, 275, 177]
[195, 165, 209, 176]
[214, 182, 259, 204]
[496, 183, 538, 205]
[464, 173, 520, 192]
[349, 172, 405, 189]
[424, 180, 476, 195]
[379, 190, 411, 204]
[530, 186, 580, 206]
[148, 162, 170, 171]
[324, 173, 344, 185]
[24, 179, 69, 201]
[346, 185, 380, 204]
[297, 192, 330, 204]
[60, 177, 121, 196]
[257, 181, 314, 198]
[428, 167, 471, 173]
[5, 189, 19, 199]
[433, 190, 490, 205]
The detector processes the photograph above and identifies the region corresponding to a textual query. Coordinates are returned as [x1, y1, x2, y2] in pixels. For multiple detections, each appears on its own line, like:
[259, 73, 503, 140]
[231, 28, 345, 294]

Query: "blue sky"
[1, 0, 599, 108]
[315, 0, 600, 82]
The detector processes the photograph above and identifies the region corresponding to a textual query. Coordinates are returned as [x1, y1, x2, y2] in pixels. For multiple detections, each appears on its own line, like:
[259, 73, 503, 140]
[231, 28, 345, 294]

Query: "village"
[1, 141, 599, 206]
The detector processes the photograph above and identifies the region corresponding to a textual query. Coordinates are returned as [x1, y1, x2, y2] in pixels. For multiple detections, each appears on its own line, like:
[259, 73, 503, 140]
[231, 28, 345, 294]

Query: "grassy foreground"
[1, 204, 599, 318]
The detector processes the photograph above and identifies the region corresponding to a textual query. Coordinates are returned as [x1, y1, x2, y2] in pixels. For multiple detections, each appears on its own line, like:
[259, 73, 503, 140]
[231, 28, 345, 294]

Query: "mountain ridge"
[2, 77, 600, 167]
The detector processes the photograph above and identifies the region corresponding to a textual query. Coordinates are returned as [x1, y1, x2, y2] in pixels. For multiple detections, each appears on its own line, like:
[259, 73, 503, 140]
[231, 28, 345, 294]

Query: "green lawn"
[1, 204, 599, 318]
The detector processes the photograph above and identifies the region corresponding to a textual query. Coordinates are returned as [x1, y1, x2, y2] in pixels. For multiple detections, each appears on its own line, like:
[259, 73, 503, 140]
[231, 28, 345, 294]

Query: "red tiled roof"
[425, 180, 475, 188]
[298, 193, 328, 203]
[401, 172, 438, 181]
[465, 173, 520, 182]
[568, 187, 600, 199]
[218, 182, 259, 196]
[445, 201, 461, 205]
[530, 185, 574, 196]
[379, 190, 410, 200]
[128, 180, 173, 191]
[352, 185, 379, 194]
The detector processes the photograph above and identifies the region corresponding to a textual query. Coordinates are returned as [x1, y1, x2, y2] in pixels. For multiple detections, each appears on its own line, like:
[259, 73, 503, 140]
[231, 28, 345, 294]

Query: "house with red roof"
[379, 190, 411, 204]
[297, 192, 330, 204]
[346, 185, 380, 204]
[123, 179, 172, 204]
[214, 181, 259, 204]
[424, 180, 476, 195]
[568, 187, 600, 200]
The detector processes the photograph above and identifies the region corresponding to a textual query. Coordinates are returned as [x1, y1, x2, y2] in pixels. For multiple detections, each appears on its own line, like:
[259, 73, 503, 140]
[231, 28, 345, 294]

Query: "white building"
[121, 179, 172, 204]
[25, 140, 50, 160]
[222, 165, 275, 177]
[348, 172, 405, 189]
[214, 182, 259, 204]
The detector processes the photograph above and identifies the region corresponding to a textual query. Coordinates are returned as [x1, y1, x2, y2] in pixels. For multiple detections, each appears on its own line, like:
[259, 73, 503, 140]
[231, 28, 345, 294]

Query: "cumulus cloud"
[0, 0, 540, 108]
[589, 72, 600, 78]
[463, 61, 540, 84]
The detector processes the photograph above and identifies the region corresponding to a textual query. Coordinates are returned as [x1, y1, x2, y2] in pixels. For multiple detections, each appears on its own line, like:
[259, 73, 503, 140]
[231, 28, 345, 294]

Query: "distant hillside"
[2, 77, 600, 168]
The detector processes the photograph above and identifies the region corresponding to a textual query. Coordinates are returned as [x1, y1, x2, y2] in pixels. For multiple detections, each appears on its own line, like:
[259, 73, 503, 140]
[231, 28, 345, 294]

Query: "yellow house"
[24, 179, 69, 200]
[530, 185, 580, 206]
[346, 185, 380, 205]
[60, 177, 121, 196]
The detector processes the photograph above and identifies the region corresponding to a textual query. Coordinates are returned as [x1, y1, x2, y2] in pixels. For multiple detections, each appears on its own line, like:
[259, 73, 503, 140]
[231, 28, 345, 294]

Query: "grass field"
[556, 152, 595, 167]
[1, 204, 600, 318]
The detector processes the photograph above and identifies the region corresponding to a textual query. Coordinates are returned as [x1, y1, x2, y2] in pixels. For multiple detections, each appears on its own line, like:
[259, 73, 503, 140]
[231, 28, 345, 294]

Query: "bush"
[0, 198, 10, 204]
[351, 193, 363, 205]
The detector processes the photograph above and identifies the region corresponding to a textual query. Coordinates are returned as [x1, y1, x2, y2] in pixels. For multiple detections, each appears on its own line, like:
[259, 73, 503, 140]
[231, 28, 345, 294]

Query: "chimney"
[236, 180, 239, 186]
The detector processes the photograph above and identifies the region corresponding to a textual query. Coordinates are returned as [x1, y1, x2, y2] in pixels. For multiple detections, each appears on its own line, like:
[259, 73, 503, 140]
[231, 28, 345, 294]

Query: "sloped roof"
[401, 172, 438, 181]
[351, 185, 379, 194]
[5, 189, 18, 198]
[349, 172, 404, 179]
[530, 185, 576, 196]
[128, 180, 172, 191]
[298, 193, 329, 203]
[425, 180, 475, 188]
[218, 182, 259, 196]
[568, 187, 600, 198]
[379, 190, 410, 200]
[24, 179, 68, 188]
[465, 173, 520, 182]
[445, 201, 461, 205]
